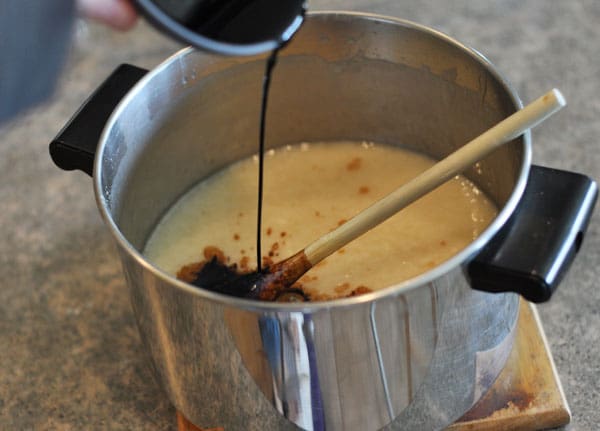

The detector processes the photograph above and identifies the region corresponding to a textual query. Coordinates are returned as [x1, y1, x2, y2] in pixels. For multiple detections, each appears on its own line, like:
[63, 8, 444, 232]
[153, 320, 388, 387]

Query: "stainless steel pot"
[49, 12, 597, 431]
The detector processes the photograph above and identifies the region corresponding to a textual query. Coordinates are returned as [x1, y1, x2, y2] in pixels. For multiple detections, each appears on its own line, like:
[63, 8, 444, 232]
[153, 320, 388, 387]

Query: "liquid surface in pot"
[144, 141, 497, 300]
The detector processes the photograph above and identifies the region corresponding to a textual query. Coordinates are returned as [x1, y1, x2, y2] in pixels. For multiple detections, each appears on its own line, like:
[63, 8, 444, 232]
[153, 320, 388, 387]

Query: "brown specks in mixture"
[268, 241, 280, 258]
[337, 219, 347, 226]
[304, 289, 332, 302]
[299, 274, 318, 284]
[177, 246, 234, 284]
[239, 256, 250, 270]
[262, 256, 274, 268]
[266, 227, 272, 236]
[233, 233, 240, 241]
[349, 286, 372, 296]
[335, 282, 351, 295]
[337, 248, 346, 254]
[280, 231, 287, 238]
[439, 240, 447, 246]
[346, 157, 362, 171]
[315, 210, 322, 217]
[299, 282, 373, 301]
[314, 259, 327, 268]
[176, 261, 205, 283]
[203, 246, 226, 263]
[358, 186, 370, 195]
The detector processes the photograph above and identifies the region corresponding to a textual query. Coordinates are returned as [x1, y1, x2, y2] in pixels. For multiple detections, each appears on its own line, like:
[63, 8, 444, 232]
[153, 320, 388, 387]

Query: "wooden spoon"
[196, 89, 566, 301]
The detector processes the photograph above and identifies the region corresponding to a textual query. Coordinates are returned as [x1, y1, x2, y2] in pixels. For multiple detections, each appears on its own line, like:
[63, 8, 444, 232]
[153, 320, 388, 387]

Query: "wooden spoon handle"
[304, 89, 566, 265]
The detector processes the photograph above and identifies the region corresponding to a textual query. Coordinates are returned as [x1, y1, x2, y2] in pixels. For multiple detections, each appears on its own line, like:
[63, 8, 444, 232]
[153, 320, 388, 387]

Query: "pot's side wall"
[308, 283, 439, 429]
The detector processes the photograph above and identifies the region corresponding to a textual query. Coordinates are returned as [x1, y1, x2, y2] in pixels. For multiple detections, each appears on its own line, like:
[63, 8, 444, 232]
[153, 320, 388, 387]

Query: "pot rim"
[94, 11, 531, 312]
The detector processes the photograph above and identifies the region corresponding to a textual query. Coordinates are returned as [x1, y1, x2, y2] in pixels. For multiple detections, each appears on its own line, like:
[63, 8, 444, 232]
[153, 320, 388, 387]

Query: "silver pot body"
[96, 13, 529, 430]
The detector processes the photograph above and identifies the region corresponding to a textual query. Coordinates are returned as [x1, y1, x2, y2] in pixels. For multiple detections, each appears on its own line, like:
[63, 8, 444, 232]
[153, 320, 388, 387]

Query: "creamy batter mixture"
[144, 141, 497, 300]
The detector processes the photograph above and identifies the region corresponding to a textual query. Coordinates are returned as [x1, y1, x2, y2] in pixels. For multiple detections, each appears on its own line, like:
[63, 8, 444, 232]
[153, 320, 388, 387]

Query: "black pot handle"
[49, 64, 148, 177]
[468, 165, 598, 303]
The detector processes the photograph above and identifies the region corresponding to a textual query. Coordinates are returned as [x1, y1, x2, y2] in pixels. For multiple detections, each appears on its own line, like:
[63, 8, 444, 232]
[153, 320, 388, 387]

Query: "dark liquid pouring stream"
[186, 46, 311, 302]
[256, 48, 280, 272]
[186, 8, 311, 300]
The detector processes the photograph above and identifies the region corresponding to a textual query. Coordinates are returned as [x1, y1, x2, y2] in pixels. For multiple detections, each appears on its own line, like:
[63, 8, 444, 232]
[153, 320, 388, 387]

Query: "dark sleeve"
[0, 0, 75, 124]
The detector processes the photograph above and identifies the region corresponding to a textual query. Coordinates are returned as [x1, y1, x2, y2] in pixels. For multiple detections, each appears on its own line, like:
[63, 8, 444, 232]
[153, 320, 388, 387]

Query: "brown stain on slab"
[448, 301, 570, 430]
[458, 387, 535, 422]
[177, 412, 223, 431]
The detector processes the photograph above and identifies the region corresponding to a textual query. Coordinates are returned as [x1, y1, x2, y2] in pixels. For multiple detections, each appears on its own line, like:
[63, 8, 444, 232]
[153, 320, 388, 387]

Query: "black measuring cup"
[133, 0, 306, 55]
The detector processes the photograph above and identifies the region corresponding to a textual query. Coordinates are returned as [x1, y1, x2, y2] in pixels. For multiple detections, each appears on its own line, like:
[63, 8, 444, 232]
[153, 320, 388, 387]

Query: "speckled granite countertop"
[1, 1, 598, 430]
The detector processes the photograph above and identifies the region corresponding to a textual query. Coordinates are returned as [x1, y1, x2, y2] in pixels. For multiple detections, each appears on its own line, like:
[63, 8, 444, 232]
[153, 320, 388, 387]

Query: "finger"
[77, 0, 138, 31]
